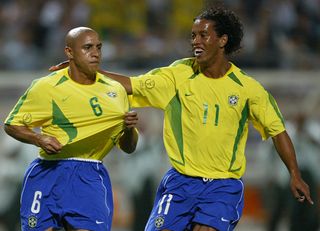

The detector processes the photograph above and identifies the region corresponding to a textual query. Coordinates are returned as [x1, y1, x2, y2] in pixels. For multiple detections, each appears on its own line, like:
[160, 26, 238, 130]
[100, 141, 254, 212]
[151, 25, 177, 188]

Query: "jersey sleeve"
[130, 67, 177, 110]
[4, 78, 52, 128]
[248, 82, 286, 140]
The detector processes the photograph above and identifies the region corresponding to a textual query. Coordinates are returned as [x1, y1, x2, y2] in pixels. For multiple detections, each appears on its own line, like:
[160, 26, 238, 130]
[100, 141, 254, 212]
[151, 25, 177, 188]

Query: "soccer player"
[50, 8, 313, 231]
[4, 27, 138, 231]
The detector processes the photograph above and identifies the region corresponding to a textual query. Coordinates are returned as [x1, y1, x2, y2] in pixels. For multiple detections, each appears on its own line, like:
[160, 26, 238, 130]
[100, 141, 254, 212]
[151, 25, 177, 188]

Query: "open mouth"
[194, 48, 204, 57]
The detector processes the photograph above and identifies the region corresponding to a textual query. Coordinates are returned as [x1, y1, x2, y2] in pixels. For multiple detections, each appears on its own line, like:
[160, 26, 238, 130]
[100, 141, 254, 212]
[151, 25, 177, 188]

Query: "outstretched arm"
[119, 111, 139, 153]
[4, 124, 62, 154]
[49, 61, 133, 94]
[272, 131, 313, 205]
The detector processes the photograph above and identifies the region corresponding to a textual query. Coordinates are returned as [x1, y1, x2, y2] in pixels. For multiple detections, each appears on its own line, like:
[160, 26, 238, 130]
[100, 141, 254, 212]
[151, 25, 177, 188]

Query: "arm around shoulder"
[99, 69, 133, 94]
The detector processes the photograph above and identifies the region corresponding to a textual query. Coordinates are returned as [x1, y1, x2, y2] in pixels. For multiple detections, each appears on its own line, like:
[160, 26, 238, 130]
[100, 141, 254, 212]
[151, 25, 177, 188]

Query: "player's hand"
[49, 60, 69, 72]
[37, 134, 63, 154]
[290, 175, 314, 205]
[124, 110, 138, 129]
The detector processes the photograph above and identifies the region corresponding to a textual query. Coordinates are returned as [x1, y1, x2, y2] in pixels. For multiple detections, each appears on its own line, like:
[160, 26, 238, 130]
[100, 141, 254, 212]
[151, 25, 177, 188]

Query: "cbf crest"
[28, 215, 37, 228]
[107, 92, 117, 98]
[228, 95, 239, 106]
[155, 215, 165, 229]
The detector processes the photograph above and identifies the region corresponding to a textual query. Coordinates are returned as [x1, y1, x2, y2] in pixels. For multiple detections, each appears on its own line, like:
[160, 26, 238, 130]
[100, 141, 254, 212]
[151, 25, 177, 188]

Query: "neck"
[201, 59, 231, 79]
[68, 64, 96, 85]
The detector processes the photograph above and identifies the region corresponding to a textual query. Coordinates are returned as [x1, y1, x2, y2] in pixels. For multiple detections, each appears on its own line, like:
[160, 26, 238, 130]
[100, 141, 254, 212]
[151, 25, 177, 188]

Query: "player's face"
[191, 19, 224, 68]
[72, 31, 102, 75]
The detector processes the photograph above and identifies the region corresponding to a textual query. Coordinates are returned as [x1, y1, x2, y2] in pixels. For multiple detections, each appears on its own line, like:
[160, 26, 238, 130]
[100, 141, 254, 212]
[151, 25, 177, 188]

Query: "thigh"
[62, 161, 113, 231]
[193, 224, 217, 231]
[145, 168, 197, 231]
[20, 159, 64, 230]
[193, 179, 244, 231]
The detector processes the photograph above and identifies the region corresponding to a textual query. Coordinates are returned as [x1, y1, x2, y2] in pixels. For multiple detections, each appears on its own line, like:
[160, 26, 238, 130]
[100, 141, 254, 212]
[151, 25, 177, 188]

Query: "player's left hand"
[124, 111, 138, 129]
[290, 175, 314, 205]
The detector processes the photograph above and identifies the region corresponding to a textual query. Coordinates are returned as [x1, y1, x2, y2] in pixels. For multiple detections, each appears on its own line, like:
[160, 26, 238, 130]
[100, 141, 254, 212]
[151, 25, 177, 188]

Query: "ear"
[219, 34, 228, 48]
[64, 46, 73, 59]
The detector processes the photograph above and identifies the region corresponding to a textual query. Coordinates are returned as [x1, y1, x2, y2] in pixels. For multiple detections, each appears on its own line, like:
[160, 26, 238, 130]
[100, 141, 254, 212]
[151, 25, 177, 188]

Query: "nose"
[91, 46, 101, 56]
[192, 35, 200, 46]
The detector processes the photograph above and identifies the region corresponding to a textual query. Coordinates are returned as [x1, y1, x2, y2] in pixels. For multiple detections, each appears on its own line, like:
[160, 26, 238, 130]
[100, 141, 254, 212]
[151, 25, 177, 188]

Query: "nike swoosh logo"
[96, 220, 104, 224]
[185, 93, 193, 96]
[62, 95, 71, 102]
[221, 217, 230, 222]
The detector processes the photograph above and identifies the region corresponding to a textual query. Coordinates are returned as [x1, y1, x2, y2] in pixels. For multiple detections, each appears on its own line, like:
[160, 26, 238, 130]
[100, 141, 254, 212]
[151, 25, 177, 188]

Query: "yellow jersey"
[130, 58, 285, 179]
[5, 67, 129, 160]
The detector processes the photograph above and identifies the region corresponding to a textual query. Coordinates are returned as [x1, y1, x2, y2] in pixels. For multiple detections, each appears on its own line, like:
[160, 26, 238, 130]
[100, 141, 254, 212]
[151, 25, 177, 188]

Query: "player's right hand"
[37, 134, 63, 154]
[49, 60, 69, 72]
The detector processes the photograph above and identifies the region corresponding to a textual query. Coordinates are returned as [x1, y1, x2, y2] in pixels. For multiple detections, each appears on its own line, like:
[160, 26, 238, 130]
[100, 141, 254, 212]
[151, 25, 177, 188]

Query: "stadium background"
[0, 0, 319, 230]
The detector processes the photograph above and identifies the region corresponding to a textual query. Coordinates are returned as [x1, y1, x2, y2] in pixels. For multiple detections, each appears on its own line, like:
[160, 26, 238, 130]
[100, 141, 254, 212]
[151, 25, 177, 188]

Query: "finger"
[125, 118, 138, 125]
[49, 65, 58, 71]
[304, 195, 314, 205]
[126, 110, 137, 116]
[296, 195, 305, 202]
[294, 190, 314, 205]
[44, 146, 57, 154]
[48, 61, 69, 71]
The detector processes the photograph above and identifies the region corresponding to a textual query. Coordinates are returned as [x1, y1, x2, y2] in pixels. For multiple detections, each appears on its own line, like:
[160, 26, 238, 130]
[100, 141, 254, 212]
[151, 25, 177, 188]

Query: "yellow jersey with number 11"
[130, 58, 285, 179]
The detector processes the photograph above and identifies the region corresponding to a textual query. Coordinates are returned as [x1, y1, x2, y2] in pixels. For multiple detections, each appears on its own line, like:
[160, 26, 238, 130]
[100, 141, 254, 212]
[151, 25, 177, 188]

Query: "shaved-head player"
[4, 27, 139, 231]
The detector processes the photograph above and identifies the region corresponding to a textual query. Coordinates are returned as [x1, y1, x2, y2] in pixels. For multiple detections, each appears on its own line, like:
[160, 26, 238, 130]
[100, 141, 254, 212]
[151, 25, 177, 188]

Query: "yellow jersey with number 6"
[5, 67, 129, 160]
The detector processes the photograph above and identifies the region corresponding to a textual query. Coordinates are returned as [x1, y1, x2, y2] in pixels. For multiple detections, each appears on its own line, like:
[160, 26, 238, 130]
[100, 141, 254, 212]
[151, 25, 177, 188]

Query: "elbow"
[119, 128, 138, 154]
[4, 124, 13, 136]
[122, 142, 137, 154]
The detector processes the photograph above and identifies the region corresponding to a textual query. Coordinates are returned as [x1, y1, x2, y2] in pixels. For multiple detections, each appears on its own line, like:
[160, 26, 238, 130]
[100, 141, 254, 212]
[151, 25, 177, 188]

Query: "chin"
[195, 57, 206, 64]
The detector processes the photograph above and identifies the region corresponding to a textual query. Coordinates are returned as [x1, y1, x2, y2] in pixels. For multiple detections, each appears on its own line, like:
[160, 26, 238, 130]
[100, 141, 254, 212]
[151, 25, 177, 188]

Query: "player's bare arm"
[119, 110, 139, 153]
[272, 130, 314, 205]
[100, 70, 132, 94]
[4, 124, 62, 154]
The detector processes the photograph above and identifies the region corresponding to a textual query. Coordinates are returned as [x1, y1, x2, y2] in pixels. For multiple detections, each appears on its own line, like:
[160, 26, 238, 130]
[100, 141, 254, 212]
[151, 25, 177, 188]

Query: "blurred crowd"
[0, 0, 320, 71]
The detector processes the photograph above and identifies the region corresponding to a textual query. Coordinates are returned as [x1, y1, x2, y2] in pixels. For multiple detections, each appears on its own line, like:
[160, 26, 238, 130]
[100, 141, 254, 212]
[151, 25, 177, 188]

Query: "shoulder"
[150, 57, 197, 77]
[97, 73, 127, 93]
[170, 57, 196, 68]
[33, 68, 70, 88]
[229, 63, 264, 89]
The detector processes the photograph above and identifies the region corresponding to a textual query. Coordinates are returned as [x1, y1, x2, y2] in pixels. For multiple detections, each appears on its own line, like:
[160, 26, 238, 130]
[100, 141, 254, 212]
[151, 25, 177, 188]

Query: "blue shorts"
[20, 158, 113, 231]
[145, 168, 244, 231]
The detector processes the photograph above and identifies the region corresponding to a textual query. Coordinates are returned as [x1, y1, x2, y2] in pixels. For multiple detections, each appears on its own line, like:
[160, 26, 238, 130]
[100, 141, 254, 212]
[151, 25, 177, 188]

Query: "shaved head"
[64, 26, 102, 81]
[65, 27, 97, 48]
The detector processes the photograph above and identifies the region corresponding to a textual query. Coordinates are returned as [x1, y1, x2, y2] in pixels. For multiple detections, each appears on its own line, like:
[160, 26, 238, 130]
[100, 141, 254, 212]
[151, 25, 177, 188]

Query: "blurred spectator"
[104, 108, 168, 231]
[265, 113, 320, 231]
[0, 0, 319, 70]
[0, 134, 38, 231]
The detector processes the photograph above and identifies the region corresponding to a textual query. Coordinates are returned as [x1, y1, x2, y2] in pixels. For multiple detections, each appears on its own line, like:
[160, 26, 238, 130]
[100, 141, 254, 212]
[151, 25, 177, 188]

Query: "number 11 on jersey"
[203, 103, 220, 126]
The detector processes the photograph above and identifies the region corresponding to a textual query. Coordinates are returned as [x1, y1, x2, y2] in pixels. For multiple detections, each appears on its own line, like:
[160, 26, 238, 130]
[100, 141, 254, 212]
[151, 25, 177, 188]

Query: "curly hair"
[194, 7, 243, 55]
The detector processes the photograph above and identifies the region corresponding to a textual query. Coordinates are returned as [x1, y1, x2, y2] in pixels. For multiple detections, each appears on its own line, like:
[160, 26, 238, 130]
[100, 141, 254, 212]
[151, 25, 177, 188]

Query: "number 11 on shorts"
[157, 194, 173, 215]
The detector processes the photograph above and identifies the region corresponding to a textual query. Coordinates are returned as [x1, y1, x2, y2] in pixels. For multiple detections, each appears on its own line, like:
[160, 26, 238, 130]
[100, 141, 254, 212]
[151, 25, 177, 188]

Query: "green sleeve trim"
[170, 58, 195, 67]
